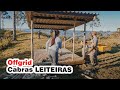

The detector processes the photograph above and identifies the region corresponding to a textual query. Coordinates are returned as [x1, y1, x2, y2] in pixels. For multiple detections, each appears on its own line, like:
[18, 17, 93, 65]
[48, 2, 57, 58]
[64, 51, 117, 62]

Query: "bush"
[0, 30, 6, 37]
[4, 31, 12, 38]
[0, 38, 12, 50]
[0, 42, 2, 50]
[35, 32, 50, 37]
[0, 30, 12, 50]
[3, 38, 11, 46]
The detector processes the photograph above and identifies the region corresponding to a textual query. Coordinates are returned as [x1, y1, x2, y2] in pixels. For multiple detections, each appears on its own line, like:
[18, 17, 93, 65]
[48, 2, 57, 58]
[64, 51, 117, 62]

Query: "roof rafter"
[25, 11, 98, 30]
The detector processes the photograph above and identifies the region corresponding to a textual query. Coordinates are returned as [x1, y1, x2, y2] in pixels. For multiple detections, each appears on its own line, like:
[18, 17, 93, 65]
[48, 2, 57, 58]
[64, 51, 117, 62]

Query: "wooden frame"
[64, 30, 66, 48]
[26, 11, 97, 61]
[72, 21, 76, 60]
[31, 20, 34, 59]
[26, 11, 97, 30]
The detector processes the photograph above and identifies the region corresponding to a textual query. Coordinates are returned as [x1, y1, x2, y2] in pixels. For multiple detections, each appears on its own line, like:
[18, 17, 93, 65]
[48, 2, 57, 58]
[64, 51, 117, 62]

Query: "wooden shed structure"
[25, 11, 98, 65]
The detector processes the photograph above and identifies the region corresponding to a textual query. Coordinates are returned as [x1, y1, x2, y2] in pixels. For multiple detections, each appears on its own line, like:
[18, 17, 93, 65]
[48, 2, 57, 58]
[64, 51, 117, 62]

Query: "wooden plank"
[64, 30, 66, 48]
[72, 21, 75, 60]
[81, 74, 93, 79]
[33, 18, 83, 25]
[83, 22, 86, 59]
[58, 58, 85, 65]
[34, 48, 84, 65]
[33, 24, 72, 30]
[31, 20, 34, 59]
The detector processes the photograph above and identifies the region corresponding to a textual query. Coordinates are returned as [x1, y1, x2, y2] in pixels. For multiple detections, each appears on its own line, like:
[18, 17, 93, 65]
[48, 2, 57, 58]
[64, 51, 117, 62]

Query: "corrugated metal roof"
[26, 11, 98, 30]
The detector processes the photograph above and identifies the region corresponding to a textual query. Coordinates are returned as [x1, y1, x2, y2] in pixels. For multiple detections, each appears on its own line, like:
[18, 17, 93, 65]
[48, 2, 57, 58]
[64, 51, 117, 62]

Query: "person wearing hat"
[87, 31, 98, 66]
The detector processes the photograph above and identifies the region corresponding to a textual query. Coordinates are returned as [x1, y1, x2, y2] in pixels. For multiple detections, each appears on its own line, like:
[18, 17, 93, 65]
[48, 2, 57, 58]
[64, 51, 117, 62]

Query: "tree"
[0, 11, 11, 30]
[13, 11, 16, 41]
[13, 11, 27, 41]
[16, 11, 27, 31]
[0, 11, 26, 41]
[90, 16, 101, 31]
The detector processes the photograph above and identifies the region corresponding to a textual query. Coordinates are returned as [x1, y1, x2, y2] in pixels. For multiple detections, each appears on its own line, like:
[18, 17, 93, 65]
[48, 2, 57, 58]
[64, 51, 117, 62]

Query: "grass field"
[0, 30, 120, 79]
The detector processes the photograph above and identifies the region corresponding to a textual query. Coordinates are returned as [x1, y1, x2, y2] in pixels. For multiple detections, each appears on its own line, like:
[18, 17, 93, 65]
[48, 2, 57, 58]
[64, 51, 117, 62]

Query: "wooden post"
[72, 21, 75, 60]
[64, 30, 66, 48]
[31, 20, 34, 60]
[92, 21, 94, 31]
[83, 22, 86, 60]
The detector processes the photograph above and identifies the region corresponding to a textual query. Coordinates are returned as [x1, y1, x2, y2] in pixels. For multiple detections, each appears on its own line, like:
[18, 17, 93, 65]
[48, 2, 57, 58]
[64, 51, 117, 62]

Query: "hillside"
[0, 30, 120, 79]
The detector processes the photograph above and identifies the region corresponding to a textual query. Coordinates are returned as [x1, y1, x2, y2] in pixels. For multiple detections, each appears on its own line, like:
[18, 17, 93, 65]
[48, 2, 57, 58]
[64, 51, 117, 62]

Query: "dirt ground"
[79, 32, 120, 79]
[0, 31, 120, 79]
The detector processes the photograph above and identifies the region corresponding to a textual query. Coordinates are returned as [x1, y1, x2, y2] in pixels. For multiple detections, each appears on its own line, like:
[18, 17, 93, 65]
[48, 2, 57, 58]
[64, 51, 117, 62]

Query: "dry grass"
[0, 31, 48, 74]
[0, 30, 120, 79]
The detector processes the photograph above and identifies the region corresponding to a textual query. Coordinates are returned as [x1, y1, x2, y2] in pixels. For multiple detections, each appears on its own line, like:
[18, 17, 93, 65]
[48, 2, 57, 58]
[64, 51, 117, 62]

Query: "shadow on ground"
[107, 46, 120, 54]
[0, 51, 31, 75]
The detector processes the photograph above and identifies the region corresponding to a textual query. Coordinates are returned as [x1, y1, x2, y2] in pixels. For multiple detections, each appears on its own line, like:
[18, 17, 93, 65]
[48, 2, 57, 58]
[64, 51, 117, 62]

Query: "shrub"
[0, 42, 2, 50]
[0, 30, 12, 50]
[4, 31, 12, 38]
[0, 38, 12, 50]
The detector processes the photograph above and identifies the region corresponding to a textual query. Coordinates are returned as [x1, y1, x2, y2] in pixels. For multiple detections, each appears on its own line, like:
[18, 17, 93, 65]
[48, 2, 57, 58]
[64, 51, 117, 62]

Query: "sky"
[2, 11, 120, 31]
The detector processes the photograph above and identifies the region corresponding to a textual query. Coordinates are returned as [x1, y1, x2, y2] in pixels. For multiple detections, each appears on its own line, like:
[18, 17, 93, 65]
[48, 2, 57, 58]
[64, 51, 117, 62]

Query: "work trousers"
[89, 50, 98, 65]
[48, 49, 58, 65]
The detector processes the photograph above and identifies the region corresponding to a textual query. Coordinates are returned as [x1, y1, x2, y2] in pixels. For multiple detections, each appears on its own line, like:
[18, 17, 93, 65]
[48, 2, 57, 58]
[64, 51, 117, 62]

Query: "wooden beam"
[58, 59, 85, 65]
[31, 20, 34, 59]
[64, 30, 66, 48]
[32, 11, 97, 21]
[33, 15, 90, 22]
[34, 28, 64, 30]
[72, 21, 76, 61]
[33, 23, 74, 26]
[33, 18, 84, 25]
[33, 24, 73, 30]
[83, 22, 86, 60]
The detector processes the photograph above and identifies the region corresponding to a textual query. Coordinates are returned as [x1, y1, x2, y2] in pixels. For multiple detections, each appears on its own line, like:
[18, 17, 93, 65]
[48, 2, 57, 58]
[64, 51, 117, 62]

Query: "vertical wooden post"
[72, 21, 75, 60]
[64, 30, 66, 48]
[83, 21, 86, 60]
[31, 20, 34, 60]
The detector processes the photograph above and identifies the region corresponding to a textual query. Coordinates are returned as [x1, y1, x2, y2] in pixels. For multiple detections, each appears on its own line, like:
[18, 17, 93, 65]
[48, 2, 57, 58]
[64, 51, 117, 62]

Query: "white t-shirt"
[46, 37, 62, 52]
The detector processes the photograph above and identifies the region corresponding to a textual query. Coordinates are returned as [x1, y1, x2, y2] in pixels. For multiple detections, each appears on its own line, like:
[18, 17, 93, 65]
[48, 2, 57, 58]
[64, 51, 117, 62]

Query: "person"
[46, 30, 62, 65]
[46, 30, 54, 53]
[81, 41, 89, 57]
[87, 31, 98, 66]
[38, 30, 41, 39]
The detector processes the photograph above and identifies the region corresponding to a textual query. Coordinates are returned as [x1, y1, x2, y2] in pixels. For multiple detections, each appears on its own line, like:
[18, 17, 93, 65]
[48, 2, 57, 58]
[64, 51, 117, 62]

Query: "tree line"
[0, 11, 27, 41]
